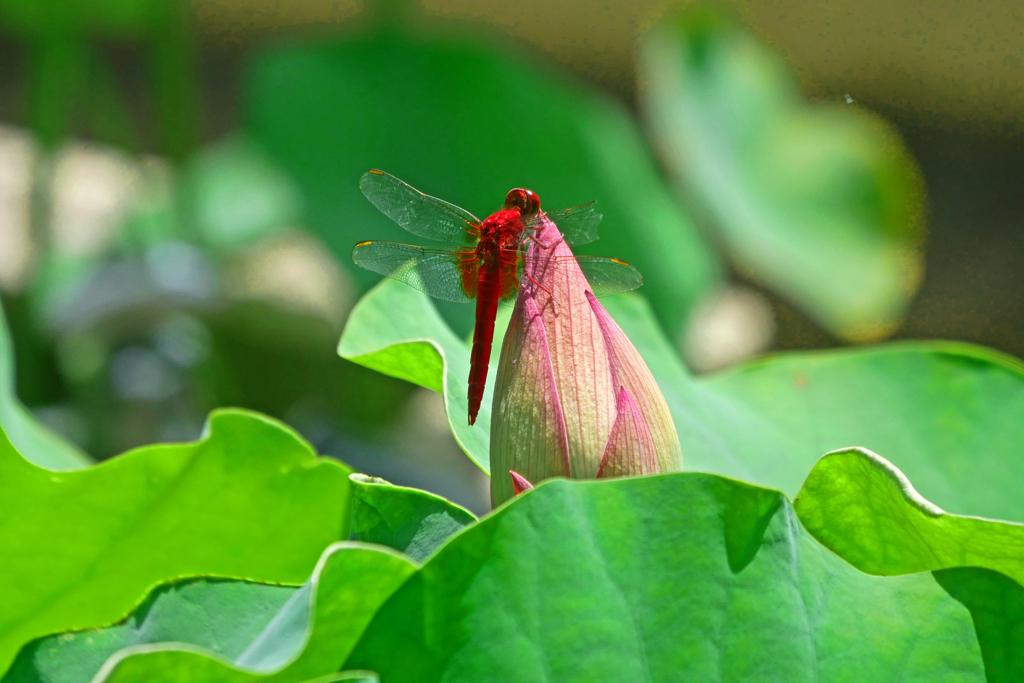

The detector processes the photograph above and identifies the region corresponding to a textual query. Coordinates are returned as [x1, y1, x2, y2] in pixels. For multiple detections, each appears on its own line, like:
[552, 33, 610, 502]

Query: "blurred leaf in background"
[243, 24, 722, 339]
[180, 134, 304, 252]
[20, 133, 412, 457]
[0, 301, 88, 469]
[0, 120, 452, 500]
[641, 8, 925, 341]
[1, 0, 199, 157]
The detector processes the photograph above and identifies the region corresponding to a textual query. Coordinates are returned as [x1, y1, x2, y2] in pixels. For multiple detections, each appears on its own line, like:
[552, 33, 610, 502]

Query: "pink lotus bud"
[490, 217, 682, 506]
[510, 470, 534, 495]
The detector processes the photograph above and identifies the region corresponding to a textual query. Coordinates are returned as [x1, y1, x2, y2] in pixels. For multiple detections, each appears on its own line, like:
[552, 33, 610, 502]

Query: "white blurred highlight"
[224, 230, 354, 329]
[682, 285, 776, 373]
[0, 125, 36, 291]
[0, 126, 172, 293]
[51, 142, 143, 258]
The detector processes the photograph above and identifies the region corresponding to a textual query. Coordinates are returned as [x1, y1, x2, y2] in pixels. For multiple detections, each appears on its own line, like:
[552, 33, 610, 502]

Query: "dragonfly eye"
[505, 188, 540, 217]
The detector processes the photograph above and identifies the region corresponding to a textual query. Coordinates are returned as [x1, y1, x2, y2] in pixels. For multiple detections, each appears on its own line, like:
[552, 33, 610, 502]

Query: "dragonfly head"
[505, 188, 540, 218]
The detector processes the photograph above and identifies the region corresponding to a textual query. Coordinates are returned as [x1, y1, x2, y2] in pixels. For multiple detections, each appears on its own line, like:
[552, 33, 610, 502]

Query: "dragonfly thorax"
[479, 209, 527, 249]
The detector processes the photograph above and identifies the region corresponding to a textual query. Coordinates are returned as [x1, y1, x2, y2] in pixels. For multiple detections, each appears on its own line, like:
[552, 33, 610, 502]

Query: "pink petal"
[520, 219, 617, 479]
[587, 290, 683, 474]
[510, 470, 535, 495]
[490, 292, 571, 505]
[490, 213, 682, 505]
[597, 386, 659, 478]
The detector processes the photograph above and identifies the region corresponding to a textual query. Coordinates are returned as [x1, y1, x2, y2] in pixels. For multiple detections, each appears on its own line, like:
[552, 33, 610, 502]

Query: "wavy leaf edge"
[88, 541, 408, 683]
[20, 460, 1024, 681]
[795, 446, 1024, 586]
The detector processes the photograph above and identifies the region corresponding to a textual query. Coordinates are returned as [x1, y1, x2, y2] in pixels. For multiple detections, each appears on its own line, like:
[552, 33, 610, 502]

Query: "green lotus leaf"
[340, 279, 1024, 523]
[349, 474, 476, 562]
[345, 474, 1020, 680]
[21, 474, 1024, 681]
[8, 543, 411, 683]
[337, 278, 510, 472]
[640, 9, 925, 340]
[794, 447, 1024, 585]
[0, 409, 352, 676]
[5, 579, 297, 682]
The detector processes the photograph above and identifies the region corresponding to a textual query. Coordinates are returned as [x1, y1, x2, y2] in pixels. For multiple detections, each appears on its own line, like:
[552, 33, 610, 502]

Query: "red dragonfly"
[353, 170, 642, 426]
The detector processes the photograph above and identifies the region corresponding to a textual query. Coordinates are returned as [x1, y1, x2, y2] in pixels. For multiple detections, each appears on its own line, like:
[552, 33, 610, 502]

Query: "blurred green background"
[0, 0, 1020, 513]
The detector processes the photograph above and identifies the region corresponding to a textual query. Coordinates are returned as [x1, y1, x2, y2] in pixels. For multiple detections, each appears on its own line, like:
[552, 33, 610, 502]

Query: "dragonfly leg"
[524, 231, 566, 251]
[524, 271, 562, 311]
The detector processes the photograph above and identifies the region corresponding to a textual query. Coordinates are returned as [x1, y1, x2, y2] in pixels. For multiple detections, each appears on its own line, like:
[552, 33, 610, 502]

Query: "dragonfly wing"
[511, 250, 642, 303]
[541, 202, 602, 246]
[360, 170, 481, 244]
[574, 255, 643, 297]
[352, 241, 478, 303]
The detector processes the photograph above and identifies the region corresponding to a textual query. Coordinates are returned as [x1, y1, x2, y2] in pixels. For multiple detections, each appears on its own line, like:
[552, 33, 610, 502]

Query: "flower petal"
[522, 219, 617, 479]
[510, 470, 535, 495]
[587, 290, 683, 473]
[597, 386, 659, 478]
[490, 292, 571, 505]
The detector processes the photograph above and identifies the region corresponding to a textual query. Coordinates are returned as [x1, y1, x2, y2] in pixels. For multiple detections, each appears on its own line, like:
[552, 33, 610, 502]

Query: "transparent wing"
[352, 241, 478, 303]
[359, 170, 481, 244]
[574, 255, 643, 297]
[511, 249, 643, 303]
[537, 202, 602, 246]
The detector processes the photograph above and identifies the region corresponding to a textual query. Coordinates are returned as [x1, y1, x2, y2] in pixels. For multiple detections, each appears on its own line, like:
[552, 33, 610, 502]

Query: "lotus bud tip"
[510, 470, 534, 495]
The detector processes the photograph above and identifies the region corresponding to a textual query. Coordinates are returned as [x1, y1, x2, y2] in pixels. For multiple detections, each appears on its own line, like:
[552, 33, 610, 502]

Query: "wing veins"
[360, 170, 481, 244]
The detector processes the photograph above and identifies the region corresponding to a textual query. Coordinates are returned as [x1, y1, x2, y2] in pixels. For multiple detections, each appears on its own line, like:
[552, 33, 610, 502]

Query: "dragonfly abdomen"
[467, 245, 503, 426]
